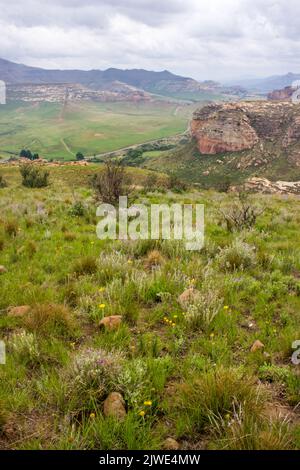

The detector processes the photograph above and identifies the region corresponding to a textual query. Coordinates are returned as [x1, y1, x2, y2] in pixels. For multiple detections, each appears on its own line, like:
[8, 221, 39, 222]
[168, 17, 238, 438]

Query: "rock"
[178, 288, 201, 308]
[99, 315, 122, 331]
[244, 177, 300, 195]
[0, 266, 7, 274]
[103, 392, 126, 420]
[250, 340, 265, 353]
[8, 305, 31, 317]
[163, 438, 180, 450]
[268, 86, 294, 102]
[191, 103, 259, 155]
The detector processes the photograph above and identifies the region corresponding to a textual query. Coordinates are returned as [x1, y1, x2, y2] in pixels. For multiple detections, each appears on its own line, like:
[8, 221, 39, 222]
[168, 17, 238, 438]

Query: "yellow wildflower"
[139, 410, 146, 417]
[144, 400, 152, 406]
[99, 303, 106, 309]
[90, 413, 95, 419]
[223, 306, 229, 310]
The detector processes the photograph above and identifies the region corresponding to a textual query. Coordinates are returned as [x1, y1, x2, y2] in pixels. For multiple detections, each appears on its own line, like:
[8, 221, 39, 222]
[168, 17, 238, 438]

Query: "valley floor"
[0, 166, 300, 450]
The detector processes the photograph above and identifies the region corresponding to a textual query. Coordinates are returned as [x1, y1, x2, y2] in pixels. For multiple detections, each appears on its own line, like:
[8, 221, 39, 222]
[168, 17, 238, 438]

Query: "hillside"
[134, 101, 300, 188]
[1, 165, 300, 450]
[0, 58, 245, 102]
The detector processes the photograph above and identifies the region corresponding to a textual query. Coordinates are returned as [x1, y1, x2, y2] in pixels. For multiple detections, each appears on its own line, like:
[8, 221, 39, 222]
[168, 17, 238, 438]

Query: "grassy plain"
[0, 165, 300, 449]
[0, 101, 193, 161]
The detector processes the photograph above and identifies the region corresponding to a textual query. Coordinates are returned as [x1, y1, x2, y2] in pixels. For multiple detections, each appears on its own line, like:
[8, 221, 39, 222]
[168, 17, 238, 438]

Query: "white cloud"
[0, 0, 300, 80]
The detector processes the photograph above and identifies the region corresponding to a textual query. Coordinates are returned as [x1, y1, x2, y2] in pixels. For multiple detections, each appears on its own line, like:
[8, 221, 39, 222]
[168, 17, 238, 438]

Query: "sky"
[1, 0, 300, 81]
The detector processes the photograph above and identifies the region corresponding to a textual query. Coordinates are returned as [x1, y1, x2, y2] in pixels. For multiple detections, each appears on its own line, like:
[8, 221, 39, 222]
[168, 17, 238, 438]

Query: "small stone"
[250, 340, 265, 353]
[178, 288, 201, 308]
[8, 305, 31, 317]
[0, 265, 7, 274]
[103, 392, 126, 420]
[163, 438, 180, 450]
[99, 315, 122, 331]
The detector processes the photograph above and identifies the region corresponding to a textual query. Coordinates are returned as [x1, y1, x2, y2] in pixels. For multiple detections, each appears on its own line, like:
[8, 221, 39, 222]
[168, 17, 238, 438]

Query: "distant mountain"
[0, 58, 246, 102]
[230, 72, 300, 93]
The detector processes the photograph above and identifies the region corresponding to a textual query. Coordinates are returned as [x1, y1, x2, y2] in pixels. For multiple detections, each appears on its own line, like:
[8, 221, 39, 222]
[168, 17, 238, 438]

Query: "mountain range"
[0, 58, 245, 102]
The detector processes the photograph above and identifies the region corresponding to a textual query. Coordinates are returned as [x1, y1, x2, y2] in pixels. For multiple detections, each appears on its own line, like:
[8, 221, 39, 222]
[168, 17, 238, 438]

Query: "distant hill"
[230, 72, 300, 93]
[0, 58, 246, 102]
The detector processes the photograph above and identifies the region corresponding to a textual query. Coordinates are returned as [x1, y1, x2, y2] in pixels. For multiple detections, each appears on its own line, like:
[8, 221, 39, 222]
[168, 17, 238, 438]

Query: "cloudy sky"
[0, 0, 300, 81]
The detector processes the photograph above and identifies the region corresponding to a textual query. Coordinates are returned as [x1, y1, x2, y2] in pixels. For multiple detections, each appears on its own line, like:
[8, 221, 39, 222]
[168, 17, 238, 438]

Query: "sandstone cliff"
[190, 101, 299, 155]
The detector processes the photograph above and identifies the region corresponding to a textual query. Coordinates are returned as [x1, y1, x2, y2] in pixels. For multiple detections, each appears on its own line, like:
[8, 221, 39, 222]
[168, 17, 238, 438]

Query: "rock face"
[190, 101, 299, 155]
[268, 86, 295, 102]
[191, 104, 259, 154]
[244, 177, 300, 194]
[103, 392, 126, 420]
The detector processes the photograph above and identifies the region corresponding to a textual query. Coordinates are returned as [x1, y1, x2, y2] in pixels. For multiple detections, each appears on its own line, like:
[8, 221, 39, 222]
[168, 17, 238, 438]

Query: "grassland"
[0, 101, 193, 161]
[0, 165, 300, 450]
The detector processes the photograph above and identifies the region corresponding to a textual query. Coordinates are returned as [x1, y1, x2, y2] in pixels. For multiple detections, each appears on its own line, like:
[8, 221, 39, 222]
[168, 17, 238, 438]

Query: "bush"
[20, 164, 49, 188]
[0, 174, 7, 188]
[73, 256, 98, 276]
[167, 174, 187, 192]
[217, 239, 257, 272]
[24, 303, 77, 338]
[10, 330, 40, 366]
[4, 219, 18, 237]
[69, 201, 86, 217]
[220, 193, 264, 232]
[91, 161, 128, 205]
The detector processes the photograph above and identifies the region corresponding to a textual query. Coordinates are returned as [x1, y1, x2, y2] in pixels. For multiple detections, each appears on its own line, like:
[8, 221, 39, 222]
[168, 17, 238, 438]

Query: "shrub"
[24, 303, 77, 338]
[20, 164, 49, 188]
[217, 239, 257, 272]
[91, 161, 128, 205]
[167, 174, 187, 192]
[69, 201, 85, 217]
[73, 256, 98, 276]
[169, 367, 265, 436]
[4, 219, 18, 237]
[186, 281, 223, 330]
[145, 250, 165, 269]
[0, 174, 7, 188]
[220, 193, 264, 232]
[10, 330, 40, 366]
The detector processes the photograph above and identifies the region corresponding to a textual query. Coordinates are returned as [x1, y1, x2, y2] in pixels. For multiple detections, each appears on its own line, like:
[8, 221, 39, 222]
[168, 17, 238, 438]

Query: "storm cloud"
[0, 0, 300, 80]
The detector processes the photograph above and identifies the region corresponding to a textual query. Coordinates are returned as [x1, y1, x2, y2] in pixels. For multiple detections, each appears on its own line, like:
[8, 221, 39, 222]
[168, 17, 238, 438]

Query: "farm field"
[0, 101, 193, 161]
[0, 166, 300, 450]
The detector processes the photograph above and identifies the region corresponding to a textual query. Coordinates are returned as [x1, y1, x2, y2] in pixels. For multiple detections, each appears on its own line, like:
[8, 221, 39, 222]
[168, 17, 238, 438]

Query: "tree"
[76, 152, 85, 161]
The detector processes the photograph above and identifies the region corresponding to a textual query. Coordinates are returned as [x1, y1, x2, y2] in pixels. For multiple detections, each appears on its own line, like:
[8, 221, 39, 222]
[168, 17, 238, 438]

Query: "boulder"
[103, 392, 126, 420]
[8, 305, 31, 317]
[250, 340, 265, 353]
[99, 315, 122, 331]
[163, 438, 180, 450]
[178, 288, 201, 308]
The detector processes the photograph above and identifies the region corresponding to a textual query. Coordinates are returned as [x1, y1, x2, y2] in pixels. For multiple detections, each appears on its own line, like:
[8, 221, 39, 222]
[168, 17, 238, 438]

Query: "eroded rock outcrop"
[244, 177, 300, 194]
[190, 101, 299, 155]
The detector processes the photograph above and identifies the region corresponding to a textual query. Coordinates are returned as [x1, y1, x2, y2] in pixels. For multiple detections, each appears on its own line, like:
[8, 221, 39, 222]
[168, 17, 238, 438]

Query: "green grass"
[0, 166, 300, 449]
[0, 101, 192, 161]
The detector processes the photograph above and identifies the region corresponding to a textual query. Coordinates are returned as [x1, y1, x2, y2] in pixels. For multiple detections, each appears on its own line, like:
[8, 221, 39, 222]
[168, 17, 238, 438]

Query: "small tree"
[20, 164, 49, 188]
[91, 161, 127, 205]
[76, 152, 85, 161]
